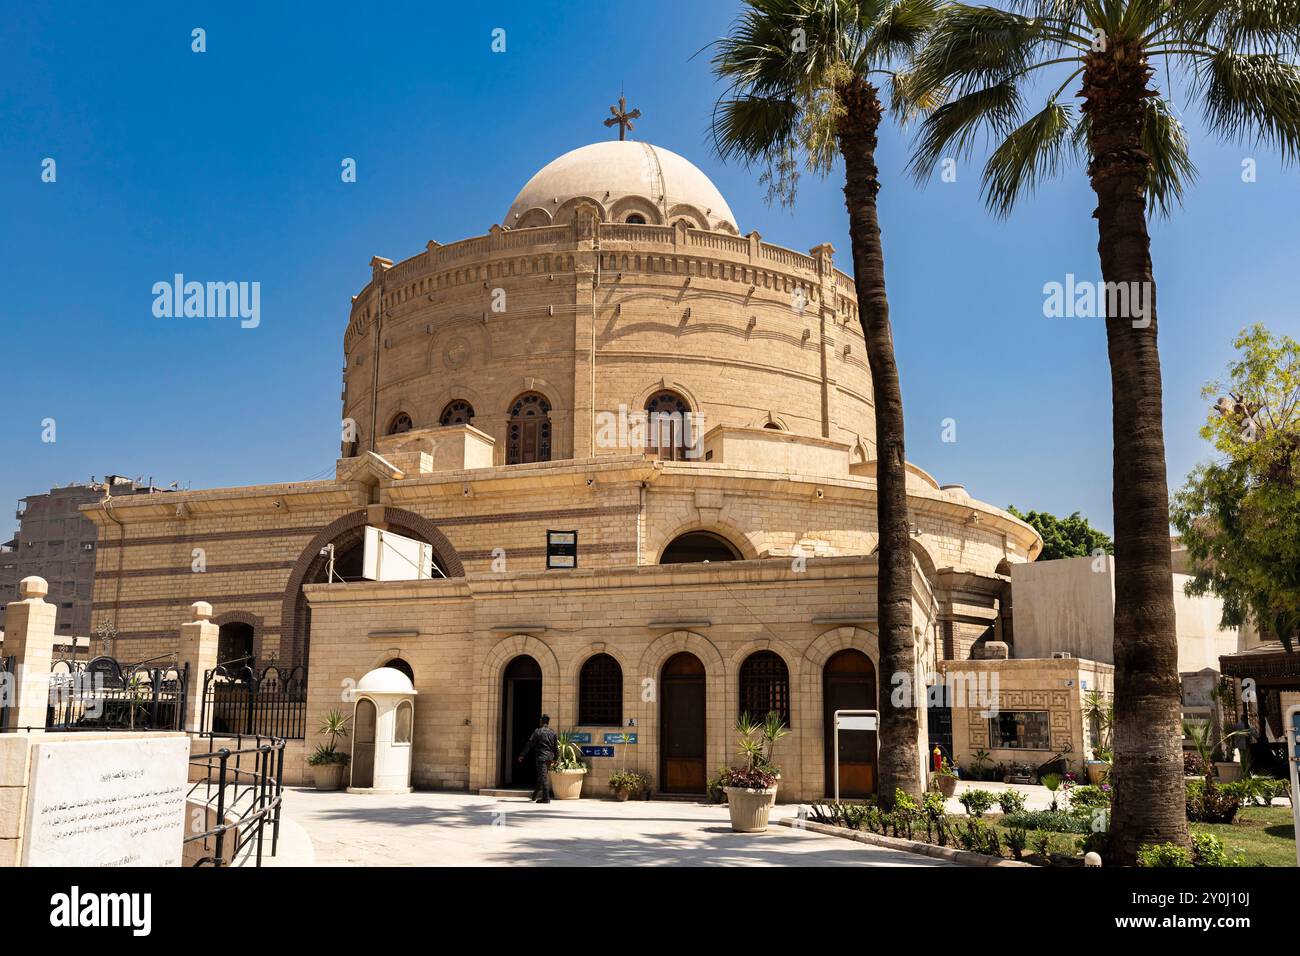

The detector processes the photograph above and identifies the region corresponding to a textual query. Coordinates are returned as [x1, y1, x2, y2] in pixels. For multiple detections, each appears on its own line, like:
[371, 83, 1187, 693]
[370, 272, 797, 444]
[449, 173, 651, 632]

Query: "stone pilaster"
[3, 577, 57, 732]
[177, 601, 220, 734]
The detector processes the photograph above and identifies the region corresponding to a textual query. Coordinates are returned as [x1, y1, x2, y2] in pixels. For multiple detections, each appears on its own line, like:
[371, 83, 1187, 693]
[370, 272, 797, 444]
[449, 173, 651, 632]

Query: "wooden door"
[660, 652, 706, 793]
[352, 698, 376, 789]
[823, 650, 877, 797]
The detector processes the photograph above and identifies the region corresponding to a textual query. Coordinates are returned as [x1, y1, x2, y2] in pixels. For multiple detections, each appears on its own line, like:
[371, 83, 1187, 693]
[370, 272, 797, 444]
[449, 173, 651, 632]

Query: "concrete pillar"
[3, 576, 57, 731]
[178, 601, 219, 734]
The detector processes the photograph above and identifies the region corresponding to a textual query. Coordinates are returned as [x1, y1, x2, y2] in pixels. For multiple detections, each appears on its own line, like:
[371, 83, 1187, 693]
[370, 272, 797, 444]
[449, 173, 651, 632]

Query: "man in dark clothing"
[517, 713, 559, 802]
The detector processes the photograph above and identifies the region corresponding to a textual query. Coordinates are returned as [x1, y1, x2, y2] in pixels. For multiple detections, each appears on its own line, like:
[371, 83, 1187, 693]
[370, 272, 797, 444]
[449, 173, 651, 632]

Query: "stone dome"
[356, 666, 416, 695]
[505, 141, 739, 233]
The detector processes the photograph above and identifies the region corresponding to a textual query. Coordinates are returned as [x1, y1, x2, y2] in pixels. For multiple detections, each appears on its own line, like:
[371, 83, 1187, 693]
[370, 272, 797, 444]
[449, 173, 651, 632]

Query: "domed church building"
[85, 122, 1047, 800]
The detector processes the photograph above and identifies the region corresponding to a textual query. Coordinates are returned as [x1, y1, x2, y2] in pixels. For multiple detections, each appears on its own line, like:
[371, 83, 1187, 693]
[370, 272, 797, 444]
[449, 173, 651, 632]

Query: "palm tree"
[710, 0, 942, 806]
[905, 1, 1300, 862]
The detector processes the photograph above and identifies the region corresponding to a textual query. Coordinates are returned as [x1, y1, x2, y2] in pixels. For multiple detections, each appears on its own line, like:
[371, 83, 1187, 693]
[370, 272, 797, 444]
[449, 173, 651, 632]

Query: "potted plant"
[930, 757, 958, 797]
[1083, 691, 1114, 784]
[308, 709, 351, 790]
[608, 769, 648, 801]
[550, 731, 588, 800]
[721, 711, 787, 832]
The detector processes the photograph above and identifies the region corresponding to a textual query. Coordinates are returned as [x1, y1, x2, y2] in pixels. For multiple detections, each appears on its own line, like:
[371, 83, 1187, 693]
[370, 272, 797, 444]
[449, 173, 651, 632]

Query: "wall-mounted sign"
[566, 732, 592, 744]
[603, 733, 637, 744]
[547, 530, 578, 569]
[580, 746, 614, 758]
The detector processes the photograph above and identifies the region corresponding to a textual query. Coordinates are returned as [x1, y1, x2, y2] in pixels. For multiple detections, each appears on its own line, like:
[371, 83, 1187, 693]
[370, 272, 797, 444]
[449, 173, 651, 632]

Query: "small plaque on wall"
[547, 530, 578, 569]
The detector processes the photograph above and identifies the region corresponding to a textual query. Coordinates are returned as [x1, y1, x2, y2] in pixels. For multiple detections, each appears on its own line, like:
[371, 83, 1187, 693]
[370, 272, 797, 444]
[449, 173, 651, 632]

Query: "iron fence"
[46, 655, 188, 731]
[202, 661, 307, 739]
[186, 733, 285, 867]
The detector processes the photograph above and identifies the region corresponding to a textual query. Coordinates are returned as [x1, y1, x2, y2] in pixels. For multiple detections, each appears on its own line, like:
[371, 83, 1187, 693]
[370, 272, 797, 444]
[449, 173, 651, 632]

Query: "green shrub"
[1066, 784, 1111, 812]
[958, 788, 997, 817]
[1137, 842, 1194, 867]
[956, 818, 1001, 856]
[1003, 810, 1093, 834]
[1004, 825, 1028, 860]
[1186, 779, 1240, 823]
[1031, 830, 1052, 860]
[996, 788, 1027, 815]
[1191, 832, 1244, 867]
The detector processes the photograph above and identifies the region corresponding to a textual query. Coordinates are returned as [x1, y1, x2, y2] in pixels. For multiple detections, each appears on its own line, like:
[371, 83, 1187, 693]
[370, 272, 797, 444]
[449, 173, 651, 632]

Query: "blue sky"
[2, 1, 1297, 538]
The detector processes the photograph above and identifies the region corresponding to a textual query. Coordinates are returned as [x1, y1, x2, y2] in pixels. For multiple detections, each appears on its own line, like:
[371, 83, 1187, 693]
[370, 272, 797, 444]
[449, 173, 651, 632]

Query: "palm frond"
[981, 99, 1081, 216]
[864, 0, 944, 62]
[711, 94, 801, 165]
[1196, 48, 1300, 164]
[907, 79, 1023, 181]
[1142, 96, 1197, 217]
[910, 3, 1085, 97]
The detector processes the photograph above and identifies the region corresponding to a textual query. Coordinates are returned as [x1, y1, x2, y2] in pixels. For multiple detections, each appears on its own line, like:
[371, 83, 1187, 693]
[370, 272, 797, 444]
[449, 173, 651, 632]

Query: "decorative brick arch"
[653, 519, 759, 563]
[210, 609, 264, 665]
[471, 634, 561, 788]
[798, 625, 880, 799]
[279, 508, 464, 669]
[564, 643, 633, 729]
[636, 630, 727, 786]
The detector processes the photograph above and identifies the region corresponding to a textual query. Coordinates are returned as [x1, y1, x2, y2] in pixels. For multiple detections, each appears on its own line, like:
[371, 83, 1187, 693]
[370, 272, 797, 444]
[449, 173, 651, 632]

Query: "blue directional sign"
[603, 733, 637, 744]
[567, 733, 592, 744]
[580, 746, 614, 758]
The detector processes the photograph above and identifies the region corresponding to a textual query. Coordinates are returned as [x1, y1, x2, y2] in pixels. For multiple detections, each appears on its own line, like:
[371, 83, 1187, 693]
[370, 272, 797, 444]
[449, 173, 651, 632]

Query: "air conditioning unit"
[1051, 651, 1073, 659]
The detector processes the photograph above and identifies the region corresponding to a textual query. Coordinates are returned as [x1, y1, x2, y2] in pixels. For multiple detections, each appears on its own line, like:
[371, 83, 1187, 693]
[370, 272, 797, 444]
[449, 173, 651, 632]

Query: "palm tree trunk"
[837, 78, 922, 808]
[1083, 45, 1188, 864]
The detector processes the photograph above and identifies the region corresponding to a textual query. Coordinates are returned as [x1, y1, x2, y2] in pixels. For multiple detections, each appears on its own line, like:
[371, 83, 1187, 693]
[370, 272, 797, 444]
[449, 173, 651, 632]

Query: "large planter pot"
[613, 789, 632, 802]
[551, 768, 587, 800]
[724, 786, 778, 832]
[1086, 761, 1110, 785]
[312, 763, 346, 791]
[1214, 761, 1242, 783]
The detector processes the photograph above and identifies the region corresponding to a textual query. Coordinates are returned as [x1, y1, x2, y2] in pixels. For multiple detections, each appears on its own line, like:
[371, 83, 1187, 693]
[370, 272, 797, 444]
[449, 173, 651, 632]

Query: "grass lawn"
[982, 806, 1297, 866]
[1194, 806, 1297, 867]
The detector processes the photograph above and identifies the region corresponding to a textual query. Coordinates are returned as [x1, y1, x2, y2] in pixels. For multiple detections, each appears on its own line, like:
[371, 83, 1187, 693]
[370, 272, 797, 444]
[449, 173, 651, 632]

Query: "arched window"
[625, 214, 646, 224]
[763, 421, 784, 430]
[507, 392, 552, 464]
[388, 412, 413, 435]
[439, 400, 475, 427]
[395, 700, 413, 744]
[660, 530, 742, 564]
[385, 658, 414, 682]
[739, 651, 791, 727]
[645, 390, 693, 461]
[578, 653, 622, 726]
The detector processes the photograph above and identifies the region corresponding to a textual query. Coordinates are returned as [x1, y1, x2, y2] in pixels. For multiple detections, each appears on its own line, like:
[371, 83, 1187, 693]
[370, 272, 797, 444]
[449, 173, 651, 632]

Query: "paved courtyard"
[268, 789, 954, 867]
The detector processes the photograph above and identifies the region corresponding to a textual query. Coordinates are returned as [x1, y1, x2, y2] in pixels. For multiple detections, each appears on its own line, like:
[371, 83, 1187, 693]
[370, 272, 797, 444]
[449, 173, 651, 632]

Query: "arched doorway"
[823, 649, 878, 797]
[352, 698, 377, 789]
[216, 622, 254, 665]
[506, 392, 552, 464]
[500, 655, 543, 787]
[660, 652, 706, 793]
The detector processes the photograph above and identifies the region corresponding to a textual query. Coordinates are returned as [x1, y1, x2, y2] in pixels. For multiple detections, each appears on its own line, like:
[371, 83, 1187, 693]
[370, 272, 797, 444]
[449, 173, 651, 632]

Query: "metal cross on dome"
[604, 94, 641, 141]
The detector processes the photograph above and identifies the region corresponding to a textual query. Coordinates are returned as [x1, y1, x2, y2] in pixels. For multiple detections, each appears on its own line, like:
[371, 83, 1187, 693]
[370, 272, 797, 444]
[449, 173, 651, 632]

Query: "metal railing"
[185, 733, 286, 867]
[202, 660, 307, 739]
[46, 655, 187, 731]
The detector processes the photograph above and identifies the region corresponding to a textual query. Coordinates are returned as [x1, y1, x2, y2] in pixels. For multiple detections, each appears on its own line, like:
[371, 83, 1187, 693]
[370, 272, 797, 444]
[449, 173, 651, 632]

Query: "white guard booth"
[348, 667, 417, 794]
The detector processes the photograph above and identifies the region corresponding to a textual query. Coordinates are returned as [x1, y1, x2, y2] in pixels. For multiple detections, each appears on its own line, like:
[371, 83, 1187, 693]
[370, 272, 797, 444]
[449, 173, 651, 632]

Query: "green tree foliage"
[1007, 506, 1114, 561]
[1172, 325, 1300, 653]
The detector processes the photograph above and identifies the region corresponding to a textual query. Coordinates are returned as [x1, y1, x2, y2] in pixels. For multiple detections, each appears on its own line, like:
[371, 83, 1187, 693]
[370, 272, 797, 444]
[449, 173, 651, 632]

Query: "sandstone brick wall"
[302, 556, 934, 802]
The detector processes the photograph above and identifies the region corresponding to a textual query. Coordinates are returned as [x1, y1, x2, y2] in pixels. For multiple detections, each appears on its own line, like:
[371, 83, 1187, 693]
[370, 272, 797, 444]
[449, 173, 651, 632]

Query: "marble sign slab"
[21, 735, 190, 867]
